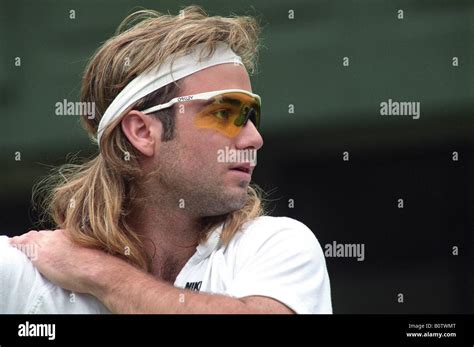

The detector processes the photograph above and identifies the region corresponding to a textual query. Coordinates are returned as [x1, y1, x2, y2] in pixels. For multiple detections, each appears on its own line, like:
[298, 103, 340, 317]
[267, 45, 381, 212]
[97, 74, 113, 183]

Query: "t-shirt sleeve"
[225, 217, 332, 314]
[0, 236, 110, 314]
[0, 235, 48, 313]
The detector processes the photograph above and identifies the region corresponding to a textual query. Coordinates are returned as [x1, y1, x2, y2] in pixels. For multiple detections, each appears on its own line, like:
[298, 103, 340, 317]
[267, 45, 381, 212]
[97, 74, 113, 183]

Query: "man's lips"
[229, 163, 254, 176]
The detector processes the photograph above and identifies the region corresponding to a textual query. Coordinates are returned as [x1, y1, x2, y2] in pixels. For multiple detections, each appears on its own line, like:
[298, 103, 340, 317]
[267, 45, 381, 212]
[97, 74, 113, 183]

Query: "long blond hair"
[34, 6, 265, 272]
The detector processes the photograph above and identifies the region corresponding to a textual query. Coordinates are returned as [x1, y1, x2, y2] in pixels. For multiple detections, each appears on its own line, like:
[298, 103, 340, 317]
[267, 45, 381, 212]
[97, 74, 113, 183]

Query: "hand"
[9, 229, 114, 294]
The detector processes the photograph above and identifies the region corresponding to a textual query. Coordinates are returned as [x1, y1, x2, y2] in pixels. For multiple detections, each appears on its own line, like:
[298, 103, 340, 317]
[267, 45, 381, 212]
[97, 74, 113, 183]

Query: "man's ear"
[121, 110, 162, 157]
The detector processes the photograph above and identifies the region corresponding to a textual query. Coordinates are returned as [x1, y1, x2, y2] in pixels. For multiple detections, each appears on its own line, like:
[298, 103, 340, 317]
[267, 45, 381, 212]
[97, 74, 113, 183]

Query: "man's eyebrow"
[195, 99, 213, 105]
[220, 96, 241, 106]
[192, 99, 214, 110]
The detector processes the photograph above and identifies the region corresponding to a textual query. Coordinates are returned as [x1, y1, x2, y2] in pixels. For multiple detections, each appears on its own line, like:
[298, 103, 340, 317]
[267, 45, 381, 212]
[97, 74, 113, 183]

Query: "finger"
[37, 229, 55, 235]
[8, 238, 40, 261]
[18, 230, 39, 239]
[9, 236, 22, 245]
[9, 233, 33, 246]
[9, 230, 44, 246]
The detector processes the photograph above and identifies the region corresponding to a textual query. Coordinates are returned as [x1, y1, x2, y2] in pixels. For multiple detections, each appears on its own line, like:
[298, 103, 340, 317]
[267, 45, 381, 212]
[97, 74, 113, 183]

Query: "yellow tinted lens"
[194, 93, 260, 137]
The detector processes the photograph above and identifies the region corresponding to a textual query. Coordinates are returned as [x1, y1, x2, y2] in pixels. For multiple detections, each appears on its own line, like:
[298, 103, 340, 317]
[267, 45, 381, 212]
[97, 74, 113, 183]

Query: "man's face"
[151, 63, 264, 217]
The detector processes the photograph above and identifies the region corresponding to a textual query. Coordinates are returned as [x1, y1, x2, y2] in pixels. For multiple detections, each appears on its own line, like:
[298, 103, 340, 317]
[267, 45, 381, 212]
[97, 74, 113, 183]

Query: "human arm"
[9, 230, 294, 314]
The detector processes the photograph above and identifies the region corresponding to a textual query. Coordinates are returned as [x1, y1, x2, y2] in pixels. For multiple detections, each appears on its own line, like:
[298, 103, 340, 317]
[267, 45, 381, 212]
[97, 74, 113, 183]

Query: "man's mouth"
[229, 163, 254, 175]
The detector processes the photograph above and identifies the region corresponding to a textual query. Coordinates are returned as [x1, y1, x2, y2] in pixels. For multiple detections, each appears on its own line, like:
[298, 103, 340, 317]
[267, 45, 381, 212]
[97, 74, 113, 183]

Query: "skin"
[10, 63, 295, 314]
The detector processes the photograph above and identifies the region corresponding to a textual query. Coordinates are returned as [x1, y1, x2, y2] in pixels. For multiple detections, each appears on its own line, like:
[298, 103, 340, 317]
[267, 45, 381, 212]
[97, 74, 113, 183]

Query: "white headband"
[96, 42, 243, 145]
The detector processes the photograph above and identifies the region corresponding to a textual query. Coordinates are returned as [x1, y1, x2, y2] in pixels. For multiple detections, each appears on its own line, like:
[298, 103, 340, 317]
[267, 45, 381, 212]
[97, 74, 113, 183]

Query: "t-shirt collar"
[195, 223, 224, 260]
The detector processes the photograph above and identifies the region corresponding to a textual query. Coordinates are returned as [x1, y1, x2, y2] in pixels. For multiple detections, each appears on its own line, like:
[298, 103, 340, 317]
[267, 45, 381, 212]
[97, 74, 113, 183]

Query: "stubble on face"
[141, 136, 249, 218]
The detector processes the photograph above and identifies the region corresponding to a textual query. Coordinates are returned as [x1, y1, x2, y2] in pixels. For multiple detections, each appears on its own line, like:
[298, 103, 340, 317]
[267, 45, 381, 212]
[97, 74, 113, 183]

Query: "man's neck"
[130, 203, 203, 283]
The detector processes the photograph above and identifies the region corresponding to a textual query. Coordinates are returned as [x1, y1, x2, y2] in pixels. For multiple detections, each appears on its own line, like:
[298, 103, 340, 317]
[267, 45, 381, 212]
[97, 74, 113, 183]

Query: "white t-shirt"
[0, 216, 332, 314]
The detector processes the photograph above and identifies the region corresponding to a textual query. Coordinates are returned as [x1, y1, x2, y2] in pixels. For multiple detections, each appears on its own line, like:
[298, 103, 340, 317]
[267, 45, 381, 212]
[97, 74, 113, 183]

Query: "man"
[3, 6, 332, 314]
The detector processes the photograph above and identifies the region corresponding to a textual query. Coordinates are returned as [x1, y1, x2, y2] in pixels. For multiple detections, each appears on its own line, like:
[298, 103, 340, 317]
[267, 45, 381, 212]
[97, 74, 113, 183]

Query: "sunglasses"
[141, 89, 261, 138]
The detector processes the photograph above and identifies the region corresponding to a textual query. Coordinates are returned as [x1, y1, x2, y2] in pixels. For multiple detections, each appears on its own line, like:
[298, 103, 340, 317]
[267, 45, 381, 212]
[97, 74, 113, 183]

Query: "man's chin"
[202, 189, 248, 216]
[237, 180, 250, 189]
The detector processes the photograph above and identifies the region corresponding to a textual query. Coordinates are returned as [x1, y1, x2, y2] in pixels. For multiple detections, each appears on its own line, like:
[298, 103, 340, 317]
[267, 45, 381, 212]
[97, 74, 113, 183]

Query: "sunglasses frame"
[140, 89, 261, 115]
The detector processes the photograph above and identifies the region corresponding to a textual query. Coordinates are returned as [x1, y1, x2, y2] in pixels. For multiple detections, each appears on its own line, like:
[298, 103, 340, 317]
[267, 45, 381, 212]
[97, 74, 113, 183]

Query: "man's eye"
[213, 109, 231, 119]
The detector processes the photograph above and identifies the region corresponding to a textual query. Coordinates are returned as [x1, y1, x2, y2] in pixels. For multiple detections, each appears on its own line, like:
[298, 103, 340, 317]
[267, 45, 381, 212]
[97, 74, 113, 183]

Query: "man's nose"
[235, 120, 264, 151]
